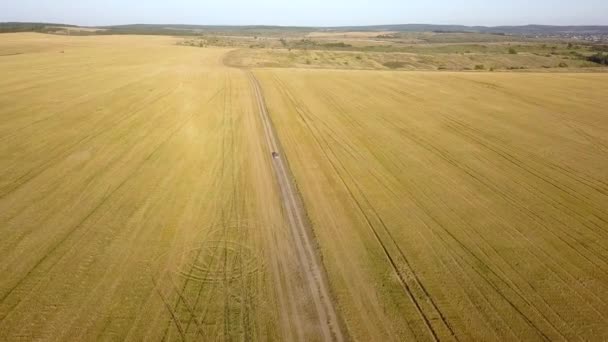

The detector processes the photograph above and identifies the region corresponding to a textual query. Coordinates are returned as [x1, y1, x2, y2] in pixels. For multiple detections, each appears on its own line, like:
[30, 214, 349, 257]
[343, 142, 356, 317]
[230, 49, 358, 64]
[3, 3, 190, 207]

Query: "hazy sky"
[1, 0, 607, 27]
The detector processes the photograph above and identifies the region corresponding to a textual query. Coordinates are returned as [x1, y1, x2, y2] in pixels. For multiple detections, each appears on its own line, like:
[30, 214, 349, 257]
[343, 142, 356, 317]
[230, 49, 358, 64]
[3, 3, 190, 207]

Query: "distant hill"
[102, 23, 608, 35]
[99, 24, 311, 36]
[0, 22, 78, 33]
[328, 24, 608, 35]
[2, 21, 608, 36]
[483, 25, 608, 35]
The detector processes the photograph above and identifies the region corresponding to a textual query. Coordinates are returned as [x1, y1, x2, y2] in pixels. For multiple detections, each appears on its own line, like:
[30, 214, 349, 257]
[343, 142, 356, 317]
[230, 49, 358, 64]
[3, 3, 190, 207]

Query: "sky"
[1, 0, 607, 27]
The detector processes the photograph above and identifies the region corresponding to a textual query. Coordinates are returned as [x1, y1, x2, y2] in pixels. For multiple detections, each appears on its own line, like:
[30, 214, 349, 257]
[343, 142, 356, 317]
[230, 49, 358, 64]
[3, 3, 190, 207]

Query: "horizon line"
[2, 21, 608, 29]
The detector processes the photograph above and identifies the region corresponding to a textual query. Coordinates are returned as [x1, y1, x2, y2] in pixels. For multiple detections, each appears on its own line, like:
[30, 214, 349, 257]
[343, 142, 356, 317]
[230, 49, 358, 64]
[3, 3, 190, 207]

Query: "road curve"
[247, 71, 345, 342]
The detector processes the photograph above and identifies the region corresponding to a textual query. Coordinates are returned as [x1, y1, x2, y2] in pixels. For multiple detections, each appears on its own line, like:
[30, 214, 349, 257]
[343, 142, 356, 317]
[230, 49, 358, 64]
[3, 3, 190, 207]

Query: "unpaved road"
[247, 71, 345, 342]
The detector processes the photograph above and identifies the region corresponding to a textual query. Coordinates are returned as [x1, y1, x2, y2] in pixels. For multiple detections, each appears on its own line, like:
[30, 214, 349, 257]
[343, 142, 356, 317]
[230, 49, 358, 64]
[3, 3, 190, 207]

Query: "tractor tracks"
[246, 71, 345, 342]
[266, 74, 460, 341]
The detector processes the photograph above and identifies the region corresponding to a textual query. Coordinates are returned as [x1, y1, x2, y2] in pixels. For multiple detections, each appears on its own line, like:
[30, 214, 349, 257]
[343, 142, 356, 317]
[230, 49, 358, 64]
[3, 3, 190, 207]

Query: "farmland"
[0, 34, 339, 340]
[254, 69, 608, 340]
[1, 32, 608, 341]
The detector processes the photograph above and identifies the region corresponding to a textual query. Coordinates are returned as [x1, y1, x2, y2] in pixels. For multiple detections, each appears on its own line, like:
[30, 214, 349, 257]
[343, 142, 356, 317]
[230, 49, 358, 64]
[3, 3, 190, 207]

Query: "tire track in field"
[0, 69, 168, 141]
[161, 72, 251, 341]
[351, 106, 576, 339]
[184, 73, 242, 340]
[268, 74, 457, 341]
[307, 83, 567, 339]
[340, 95, 601, 339]
[0, 85, 225, 320]
[0, 87, 192, 254]
[159, 76, 234, 341]
[196, 73, 247, 340]
[0, 82, 180, 201]
[1, 87, 227, 328]
[566, 121, 608, 155]
[299, 76, 559, 340]
[247, 71, 344, 342]
[311, 87, 465, 339]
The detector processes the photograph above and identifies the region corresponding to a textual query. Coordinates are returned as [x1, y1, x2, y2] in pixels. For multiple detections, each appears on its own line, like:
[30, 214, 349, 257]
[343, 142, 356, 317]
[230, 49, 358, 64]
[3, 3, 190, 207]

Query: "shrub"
[322, 42, 352, 49]
[570, 51, 583, 57]
[474, 64, 485, 70]
[383, 61, 406, 69]
[508, 48, 517, 54]
[587, 53, 608, 65]
[558, 62, 568, 68]
[591, 45, 608, 52]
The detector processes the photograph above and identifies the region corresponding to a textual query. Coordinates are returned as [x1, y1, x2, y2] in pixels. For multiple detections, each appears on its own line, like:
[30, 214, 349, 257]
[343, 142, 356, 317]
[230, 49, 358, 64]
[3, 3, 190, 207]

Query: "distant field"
[1, 33, 608, 341]
[254, 69, 608, 340]
[207, 32, 607, 71]
[46, 26, 108, 34]
[306, 31, 397, 38]
[225, 47, 601, 71]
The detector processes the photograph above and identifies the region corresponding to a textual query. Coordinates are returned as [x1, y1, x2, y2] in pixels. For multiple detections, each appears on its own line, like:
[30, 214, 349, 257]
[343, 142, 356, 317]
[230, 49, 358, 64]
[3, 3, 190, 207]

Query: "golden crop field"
[1, 33, 608, 341]
[0, 34, 341, 341]
[254, 69, 608, 341]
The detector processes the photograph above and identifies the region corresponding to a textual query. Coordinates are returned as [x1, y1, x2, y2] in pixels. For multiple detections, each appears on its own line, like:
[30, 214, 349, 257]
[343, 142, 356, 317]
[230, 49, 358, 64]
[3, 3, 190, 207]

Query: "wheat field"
[0, 34, 336, 341]
[255, 69, 608, 341]
[1, 33, 607, 341]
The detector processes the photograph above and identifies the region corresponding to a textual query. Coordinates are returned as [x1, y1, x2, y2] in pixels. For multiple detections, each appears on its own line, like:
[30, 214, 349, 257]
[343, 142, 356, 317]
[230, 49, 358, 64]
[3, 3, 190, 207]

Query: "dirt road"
[247, 71, 345, 342]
